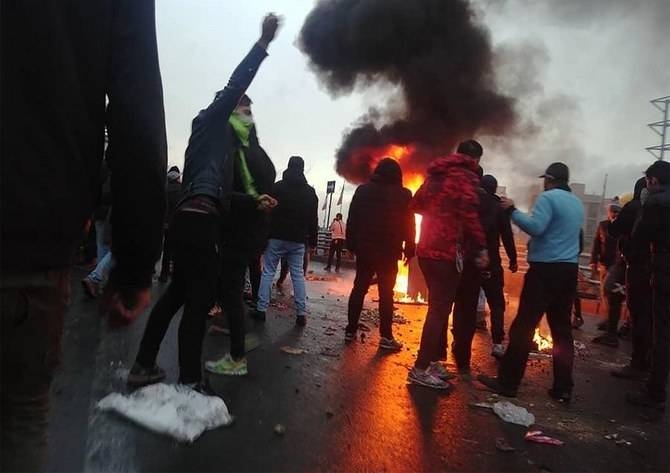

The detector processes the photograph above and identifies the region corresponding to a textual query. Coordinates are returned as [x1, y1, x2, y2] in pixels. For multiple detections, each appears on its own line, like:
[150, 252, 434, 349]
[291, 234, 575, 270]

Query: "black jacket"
[633, 186, 670, 259]
[166, 177, 182, 224]
[478, 189, 517, 269]
[180, 44, 267, 211]
[590, 220, 619, 267]
[268, 169, 319, 247]
[222, 126, 276, 256]
[346, 161, 415, 261]
[1, 0, 167, 288]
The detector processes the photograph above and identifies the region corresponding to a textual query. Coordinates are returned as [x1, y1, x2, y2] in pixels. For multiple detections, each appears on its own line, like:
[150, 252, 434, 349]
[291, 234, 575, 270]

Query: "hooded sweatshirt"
[346, 158, 415, 261]
[411, 153, 485, 261]
[609, 177, 648, 264]
[268, 165, 319, 247]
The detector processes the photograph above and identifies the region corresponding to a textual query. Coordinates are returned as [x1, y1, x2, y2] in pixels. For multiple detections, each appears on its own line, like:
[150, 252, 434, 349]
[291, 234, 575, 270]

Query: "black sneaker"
[611, 364, 648, 380]
[251, 310, 266, 322]
[296, 315, 306, 327]
[81, 278, 100, 299]
[592, 334, 619, 347]
[127, 362, 166, 387]
[476, 374, 518, 397]
[548, 388, 571, 403]
[571, 316, 584, 329]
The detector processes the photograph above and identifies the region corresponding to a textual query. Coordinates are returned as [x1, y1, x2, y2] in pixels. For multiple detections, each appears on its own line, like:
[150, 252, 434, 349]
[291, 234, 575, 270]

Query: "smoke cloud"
[298, 0, 517, 183]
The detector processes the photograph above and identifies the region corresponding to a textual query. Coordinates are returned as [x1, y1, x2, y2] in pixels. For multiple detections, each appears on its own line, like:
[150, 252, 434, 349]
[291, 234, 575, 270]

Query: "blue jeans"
[87, 251, 114, 284]
[258, 239, 306, 315]
[94, 220, 111, 262]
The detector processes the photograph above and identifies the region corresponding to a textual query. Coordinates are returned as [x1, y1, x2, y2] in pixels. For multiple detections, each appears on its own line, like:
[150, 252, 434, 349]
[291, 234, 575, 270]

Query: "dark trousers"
[499, 263, 577, 392]
[604, 262, 626, 334]
[135, 212, 220, 384]
[482, 266, 506, 344]
[346, 255, 398, 339]
[449, 261, 481, 370]
[247, 252, 262, 302]
[647, 255, 670, 401]
[221, 251, 247, 359]
[159, 228, 172, 277]
[416, 258, 461, 370]
[326, 239, 345, 269]
[1, 268, 70, 473]
[627, 262, 652, 370]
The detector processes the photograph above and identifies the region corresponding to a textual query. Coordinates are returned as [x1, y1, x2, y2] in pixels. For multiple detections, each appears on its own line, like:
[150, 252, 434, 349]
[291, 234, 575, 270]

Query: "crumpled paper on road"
[97, 383, 233, 443]
[492, 401, 535, 427]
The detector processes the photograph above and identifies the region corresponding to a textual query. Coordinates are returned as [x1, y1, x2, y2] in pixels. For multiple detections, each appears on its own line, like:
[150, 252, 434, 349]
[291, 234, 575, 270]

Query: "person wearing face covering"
[204, 95, 276, 377]
[129, 14, 281, 392]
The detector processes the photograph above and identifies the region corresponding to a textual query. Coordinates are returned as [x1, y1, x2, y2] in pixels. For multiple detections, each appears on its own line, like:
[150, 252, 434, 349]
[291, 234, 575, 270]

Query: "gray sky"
[156, 0, 669, 213]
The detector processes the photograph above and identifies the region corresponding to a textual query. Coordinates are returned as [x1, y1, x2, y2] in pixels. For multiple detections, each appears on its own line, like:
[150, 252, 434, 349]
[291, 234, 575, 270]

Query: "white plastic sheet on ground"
[97, 383, 234, 443]
[492, 401, 535, 427]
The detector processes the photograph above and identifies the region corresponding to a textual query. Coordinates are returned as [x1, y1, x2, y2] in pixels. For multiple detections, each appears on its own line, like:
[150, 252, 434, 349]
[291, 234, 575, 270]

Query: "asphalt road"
[47, 266, 669, 472]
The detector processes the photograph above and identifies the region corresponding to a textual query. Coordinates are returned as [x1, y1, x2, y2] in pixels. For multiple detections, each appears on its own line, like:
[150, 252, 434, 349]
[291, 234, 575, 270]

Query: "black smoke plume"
[298, 0, 516, 183]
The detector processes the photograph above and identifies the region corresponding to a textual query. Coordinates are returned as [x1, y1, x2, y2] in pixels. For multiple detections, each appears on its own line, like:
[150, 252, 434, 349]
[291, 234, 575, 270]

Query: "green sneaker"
[205, 353, 248, 376]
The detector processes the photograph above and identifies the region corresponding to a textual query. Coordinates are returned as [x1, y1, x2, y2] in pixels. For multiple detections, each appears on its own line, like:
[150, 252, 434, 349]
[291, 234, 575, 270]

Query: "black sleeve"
[499, 210, 517, 265]
[230, 191, 257, 215]
[403, 189, 416, 257]
[106, 0, 167, 289]
[199, 44, 268, 129]
[346, 188, 361, 252]
[631, 202, 657, 248]
[308, 190, 319, 248]
[590, 224, 602, 264]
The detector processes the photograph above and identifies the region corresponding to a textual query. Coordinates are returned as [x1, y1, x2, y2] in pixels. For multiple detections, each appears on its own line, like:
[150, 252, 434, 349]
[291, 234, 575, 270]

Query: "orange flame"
[533, 328, 553, 352]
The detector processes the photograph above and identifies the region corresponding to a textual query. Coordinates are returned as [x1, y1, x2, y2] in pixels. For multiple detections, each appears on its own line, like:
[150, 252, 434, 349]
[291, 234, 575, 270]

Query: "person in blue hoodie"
[478, 162, 584, 403]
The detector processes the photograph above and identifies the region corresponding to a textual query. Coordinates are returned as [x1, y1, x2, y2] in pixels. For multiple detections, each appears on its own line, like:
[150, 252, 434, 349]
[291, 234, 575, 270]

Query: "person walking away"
[254, 156, 319, 326]
[129, 14, 281, 390]
[591, 203, 622, 330]
[325, 213, 346, 272]
[205, 94, 276, 377]
[407, 140, 488, 390]
[344, 158, 415, 350]
[626, 160, 670, 413]
[478, 162, 584, 403]
[478, 174, 518, 358]
[609, 177, 652, 379]
[1, 2, 167, 470]
[158, 166, 183, 282]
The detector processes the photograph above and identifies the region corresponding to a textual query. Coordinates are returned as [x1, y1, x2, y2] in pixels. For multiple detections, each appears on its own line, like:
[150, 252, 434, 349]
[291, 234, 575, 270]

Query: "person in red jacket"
[407, 140, 489, 390]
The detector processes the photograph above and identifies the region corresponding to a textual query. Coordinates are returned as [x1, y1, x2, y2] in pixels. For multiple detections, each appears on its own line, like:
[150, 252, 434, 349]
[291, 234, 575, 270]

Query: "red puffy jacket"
[411, 153, 485, 261]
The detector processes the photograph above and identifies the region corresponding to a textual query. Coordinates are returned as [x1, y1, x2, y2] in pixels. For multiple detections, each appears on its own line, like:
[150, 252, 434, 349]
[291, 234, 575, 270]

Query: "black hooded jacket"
[609, 177, 648, 265]
[478, 188, 517, 270]
[346, 159, 415, 261]
[221, 125, 276, 256]
[268, 167, 319, 247]
[633, 185, 670, 259]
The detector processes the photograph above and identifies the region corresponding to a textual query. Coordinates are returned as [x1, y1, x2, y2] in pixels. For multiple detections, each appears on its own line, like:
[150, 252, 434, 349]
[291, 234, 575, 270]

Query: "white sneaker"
[491, 344, 505, 358]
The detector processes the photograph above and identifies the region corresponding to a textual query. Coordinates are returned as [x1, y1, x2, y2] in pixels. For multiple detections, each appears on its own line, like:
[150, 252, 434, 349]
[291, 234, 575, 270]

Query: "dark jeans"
[326, 239, 345, 269]
[135, 211, 220, 384]
[221, 251, 247, 359]
[627, 262, 652, 370]
[482, 266, 506, 344]
[448, 261, 481, 370]
[159, 228, 172, 277]
[647, 254, 670, 401]
[604, 262, 626, 334]
[247, 252, 262, 302]
[499, 263, 577, 392]
[416, 258, 461, 370]
[1, 268, 70, 472]
[346, 255, 398, 338]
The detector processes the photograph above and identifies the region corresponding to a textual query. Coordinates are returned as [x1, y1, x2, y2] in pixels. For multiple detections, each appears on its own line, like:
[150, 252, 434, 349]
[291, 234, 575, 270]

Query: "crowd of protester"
[2, 4, 669, 472]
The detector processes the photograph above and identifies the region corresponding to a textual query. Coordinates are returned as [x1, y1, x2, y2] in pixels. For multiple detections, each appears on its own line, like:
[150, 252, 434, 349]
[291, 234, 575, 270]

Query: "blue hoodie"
[512, 188, 584, 264]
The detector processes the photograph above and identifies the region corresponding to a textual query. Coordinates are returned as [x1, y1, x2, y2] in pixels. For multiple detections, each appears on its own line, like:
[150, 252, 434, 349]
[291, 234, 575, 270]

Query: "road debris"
[274, 423, 286, 435]
[280, 346, 308, 355]
[493, 401, 536, 427]
[495, 437, 516, 452]
[524, 431, 564, 446]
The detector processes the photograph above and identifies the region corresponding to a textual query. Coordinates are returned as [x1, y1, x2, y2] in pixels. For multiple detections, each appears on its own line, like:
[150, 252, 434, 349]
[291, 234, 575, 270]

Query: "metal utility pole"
[647, 96, 670, 160]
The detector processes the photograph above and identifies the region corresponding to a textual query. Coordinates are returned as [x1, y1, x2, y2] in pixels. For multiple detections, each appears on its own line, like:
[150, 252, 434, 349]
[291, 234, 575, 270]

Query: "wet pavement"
[48, 265, 669, 472]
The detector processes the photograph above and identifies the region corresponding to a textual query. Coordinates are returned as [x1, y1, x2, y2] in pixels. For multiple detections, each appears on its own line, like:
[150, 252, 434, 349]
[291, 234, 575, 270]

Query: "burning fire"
[533, 328, 553, 352]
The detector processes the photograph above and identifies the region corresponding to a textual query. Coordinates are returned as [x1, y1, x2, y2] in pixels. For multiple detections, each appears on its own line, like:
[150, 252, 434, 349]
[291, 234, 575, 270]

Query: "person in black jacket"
[590, 204, 622, 331]
[609, 177, 652, 379]
[204, 96, 276, 377]
[344, 158, 415, 350]
[627, 160, 670, 412]
[254, 156, 319, 326]
[158, 166, 183, 283]
[1, 2, 167, 471]
[478, 175, 518, 358]
[130, 14, 281, 390]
